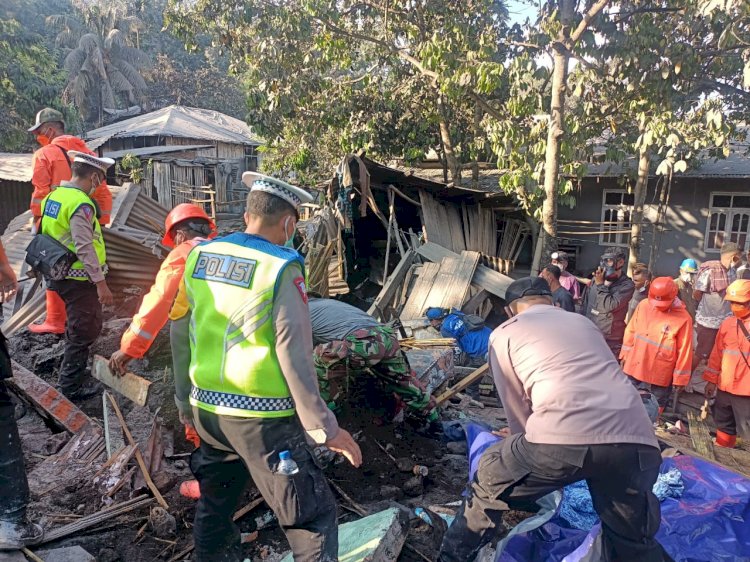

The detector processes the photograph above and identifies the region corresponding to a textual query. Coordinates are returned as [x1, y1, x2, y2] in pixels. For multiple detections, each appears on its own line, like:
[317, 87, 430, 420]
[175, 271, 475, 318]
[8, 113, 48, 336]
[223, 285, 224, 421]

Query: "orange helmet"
[648, 276, 678, 310]
[162, 203, 216, 248]
[725, 279, 750, 304]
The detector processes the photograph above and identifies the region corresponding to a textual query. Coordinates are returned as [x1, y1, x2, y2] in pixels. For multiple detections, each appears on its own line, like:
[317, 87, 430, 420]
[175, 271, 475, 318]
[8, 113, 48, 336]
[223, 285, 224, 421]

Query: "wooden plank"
[106, 393, 169, 509]
[417, 242, 512, 299]
[367, 250, 416, 319]
[92, 355, 152, 407]
[435, 364, 489, 405]
[400, 262, 441, 321]
[440, 251, 481, 309]
[462, 288, 489, 315]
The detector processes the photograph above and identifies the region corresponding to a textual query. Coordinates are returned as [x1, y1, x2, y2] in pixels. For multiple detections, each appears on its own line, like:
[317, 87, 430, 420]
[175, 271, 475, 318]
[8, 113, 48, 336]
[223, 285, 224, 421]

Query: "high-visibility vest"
[184, 233, 304, 418]
[40, 186, 106, 281]
[705, 316, 750, 396]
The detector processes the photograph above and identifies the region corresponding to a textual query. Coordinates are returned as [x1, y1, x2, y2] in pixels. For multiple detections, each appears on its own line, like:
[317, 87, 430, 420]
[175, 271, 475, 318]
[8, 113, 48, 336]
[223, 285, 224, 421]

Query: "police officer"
[40, 151, 114, 399]
[439, 277, 669, 562]
[181, 172, 362, 561]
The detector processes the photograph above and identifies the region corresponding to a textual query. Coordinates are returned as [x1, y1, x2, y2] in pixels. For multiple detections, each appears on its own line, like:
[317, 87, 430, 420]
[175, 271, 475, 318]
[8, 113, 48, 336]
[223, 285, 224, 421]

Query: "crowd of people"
[0, 108, 748, 561]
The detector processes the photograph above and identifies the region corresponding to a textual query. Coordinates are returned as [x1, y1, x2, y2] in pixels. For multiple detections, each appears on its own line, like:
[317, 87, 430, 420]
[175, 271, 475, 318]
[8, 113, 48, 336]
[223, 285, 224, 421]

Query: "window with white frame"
[599, 190, 635, 247]
[705, 193, 750, 252]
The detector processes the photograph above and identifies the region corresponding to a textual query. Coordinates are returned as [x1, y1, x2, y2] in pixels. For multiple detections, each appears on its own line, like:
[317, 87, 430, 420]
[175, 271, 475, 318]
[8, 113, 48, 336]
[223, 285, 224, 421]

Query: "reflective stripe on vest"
[40, 186, 106, 281]
[184, 236, 304, 418]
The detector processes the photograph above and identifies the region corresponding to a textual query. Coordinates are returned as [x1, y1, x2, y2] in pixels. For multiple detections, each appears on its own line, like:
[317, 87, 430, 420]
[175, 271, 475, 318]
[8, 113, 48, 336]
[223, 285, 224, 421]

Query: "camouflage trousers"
[314, 326, 438, 421]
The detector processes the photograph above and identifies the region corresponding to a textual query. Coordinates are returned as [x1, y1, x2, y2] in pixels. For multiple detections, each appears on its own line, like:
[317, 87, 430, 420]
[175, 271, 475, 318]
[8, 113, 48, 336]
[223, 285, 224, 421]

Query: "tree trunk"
[437, 95, 461, 185]
[627, 145, 651, 276]
[532, 0, 573, 274]
[472, 102, 481, 188]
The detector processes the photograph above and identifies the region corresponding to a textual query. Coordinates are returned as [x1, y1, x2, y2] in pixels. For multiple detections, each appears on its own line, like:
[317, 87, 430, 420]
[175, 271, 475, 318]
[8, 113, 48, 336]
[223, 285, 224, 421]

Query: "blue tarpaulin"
[464, 424, 750, 562]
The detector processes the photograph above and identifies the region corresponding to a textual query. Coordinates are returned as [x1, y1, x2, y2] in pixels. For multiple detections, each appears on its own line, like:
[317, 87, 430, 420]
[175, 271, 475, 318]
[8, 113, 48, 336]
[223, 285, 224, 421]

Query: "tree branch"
[570, 0, 611, 44]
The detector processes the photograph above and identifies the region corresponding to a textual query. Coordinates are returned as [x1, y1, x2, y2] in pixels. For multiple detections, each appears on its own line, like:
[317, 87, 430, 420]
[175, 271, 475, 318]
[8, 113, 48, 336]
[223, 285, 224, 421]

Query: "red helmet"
[648, 277, 678, 310]
[162, 204, 216, 248]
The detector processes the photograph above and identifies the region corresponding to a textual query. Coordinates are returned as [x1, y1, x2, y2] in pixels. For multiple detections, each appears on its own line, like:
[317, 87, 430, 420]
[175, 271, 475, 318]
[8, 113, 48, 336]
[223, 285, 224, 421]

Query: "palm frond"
[105, 29, 125, 51]
[111, 59, 148, 93]
[117, 46, 150, 68]
[78, 33, 101, 55]
[64, 48, 87, 75]
[100, 79, 117, 109]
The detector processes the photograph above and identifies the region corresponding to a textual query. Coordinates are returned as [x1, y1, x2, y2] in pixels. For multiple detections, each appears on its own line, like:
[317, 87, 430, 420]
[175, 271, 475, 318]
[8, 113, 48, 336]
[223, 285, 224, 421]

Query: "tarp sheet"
[465, 424, 750, 562]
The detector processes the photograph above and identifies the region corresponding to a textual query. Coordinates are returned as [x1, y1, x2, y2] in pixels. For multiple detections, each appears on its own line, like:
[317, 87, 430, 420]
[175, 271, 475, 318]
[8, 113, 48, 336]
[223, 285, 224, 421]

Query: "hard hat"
[162, 203, 216, 247]
[725, 279, 750, 304]
[425, 307, 448, 321]
[648, 277, 678, 310]
[679, 258, 698, 273]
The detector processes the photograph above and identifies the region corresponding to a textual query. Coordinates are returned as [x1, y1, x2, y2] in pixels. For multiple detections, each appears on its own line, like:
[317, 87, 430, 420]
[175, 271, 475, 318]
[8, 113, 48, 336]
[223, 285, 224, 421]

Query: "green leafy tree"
[165, 0, 509, 184]
[0, 0, 74, 151]
[48, 0, 150, 125]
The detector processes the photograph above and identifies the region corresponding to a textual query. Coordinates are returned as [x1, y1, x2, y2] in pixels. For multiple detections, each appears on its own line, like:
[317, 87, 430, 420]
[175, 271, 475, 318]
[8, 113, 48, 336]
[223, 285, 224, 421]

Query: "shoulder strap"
[736, 320, 750, 371]
[54, 145, 72, 172]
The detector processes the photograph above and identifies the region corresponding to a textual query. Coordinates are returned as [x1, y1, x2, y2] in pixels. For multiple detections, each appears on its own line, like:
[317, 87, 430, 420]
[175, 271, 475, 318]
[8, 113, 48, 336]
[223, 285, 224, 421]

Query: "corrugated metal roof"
[0, 153, 33, 183]
[103, 144, 214, 159]
[393, 164, 503, 193]
[84, 105, 263, 146]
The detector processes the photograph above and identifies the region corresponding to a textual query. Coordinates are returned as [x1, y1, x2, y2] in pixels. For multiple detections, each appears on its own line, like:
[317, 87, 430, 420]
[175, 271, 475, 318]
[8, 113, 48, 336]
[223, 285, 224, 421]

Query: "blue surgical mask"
[283, 216, 295, 248]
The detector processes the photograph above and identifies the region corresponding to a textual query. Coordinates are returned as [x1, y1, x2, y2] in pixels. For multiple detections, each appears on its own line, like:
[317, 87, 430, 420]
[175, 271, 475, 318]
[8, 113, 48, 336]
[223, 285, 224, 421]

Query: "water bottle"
[277, 450, 299, 475]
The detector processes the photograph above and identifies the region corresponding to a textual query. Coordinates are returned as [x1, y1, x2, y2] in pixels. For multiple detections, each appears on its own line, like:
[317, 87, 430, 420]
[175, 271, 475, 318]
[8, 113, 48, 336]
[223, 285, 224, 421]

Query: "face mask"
[600, 259, 621, 281]
[638, 286, 646, 293]
[552, 260, 567, 272]
[36, 134, 51, 146]
[680, 272, 692, 283]
[283, 216, 295, 248]
[731, 302, 750, 319]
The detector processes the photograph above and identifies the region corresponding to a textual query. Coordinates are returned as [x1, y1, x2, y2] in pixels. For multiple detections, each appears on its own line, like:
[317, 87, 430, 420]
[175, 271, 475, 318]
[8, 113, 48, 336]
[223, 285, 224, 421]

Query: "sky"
[505, 0, 540, 26]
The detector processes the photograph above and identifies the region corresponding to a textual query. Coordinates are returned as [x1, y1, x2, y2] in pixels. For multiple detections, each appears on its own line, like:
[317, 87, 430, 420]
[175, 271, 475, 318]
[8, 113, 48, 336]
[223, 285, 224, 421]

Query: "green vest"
[184, 233, 305, 418]
[41, 186, 106, 281]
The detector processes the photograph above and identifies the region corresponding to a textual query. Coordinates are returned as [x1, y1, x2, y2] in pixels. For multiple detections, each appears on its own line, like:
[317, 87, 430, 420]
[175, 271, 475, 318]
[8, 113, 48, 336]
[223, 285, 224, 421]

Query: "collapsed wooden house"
[299, 153, 520, 333]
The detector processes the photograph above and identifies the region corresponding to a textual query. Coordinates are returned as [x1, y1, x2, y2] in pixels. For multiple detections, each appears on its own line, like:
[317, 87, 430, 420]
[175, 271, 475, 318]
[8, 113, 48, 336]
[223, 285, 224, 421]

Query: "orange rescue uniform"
[31, 135, 112, 225]
[704, 316, 750, 396]
[120, 239, 204, 358]
[620, 299, 694, 388]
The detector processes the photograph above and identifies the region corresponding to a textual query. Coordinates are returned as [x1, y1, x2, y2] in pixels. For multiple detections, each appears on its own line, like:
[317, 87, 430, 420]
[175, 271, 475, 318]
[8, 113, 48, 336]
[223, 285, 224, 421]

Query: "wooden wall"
[0, 180, 31, 234]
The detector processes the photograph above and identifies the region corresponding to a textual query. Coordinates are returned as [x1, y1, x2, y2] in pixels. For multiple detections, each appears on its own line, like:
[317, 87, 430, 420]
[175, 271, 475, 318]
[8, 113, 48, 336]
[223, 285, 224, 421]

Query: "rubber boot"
[28, 290, 66, 334]
[715, 430, 737, 448]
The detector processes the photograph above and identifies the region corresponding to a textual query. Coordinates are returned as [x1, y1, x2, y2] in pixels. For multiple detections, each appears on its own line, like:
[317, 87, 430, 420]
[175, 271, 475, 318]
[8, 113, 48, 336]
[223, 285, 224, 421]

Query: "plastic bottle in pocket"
[277, 450, 299, 475]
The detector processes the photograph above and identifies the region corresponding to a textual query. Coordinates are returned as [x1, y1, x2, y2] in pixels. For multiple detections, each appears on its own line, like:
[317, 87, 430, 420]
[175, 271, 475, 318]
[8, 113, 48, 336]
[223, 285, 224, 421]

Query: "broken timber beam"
[367, 250, 416, 320]
[417, 242, 512, 299]
[435, 364, 489, 406]
[92, 355, 152, 407]
[7, 360, 100, 435]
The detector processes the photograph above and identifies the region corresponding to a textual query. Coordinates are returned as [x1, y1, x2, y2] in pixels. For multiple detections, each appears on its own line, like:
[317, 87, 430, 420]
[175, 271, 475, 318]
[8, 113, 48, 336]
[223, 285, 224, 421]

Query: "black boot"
[60, 379, 103, 401]
[0, 520, 44, 550]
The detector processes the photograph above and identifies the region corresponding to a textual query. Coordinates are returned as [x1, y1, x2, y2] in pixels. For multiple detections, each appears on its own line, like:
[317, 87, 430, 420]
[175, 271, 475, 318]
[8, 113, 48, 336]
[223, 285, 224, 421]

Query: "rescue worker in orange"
[28, 108, 113, 335]
[704, 279, 750, 448]
[109, 204, 215, 497]
[620, 277, 694, 418]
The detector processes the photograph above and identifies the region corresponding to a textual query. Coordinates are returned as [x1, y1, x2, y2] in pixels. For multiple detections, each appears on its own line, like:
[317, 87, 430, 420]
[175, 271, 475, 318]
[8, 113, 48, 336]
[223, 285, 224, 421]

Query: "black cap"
[504, 276, 552, 306]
